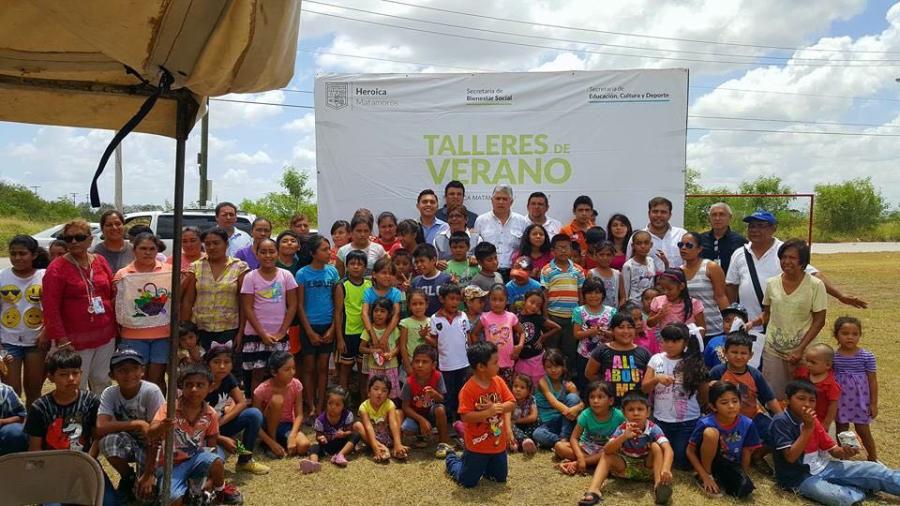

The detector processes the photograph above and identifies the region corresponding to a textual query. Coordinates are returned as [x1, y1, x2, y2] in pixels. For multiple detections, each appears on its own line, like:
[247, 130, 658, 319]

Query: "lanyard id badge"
[91, 296, 106, 315]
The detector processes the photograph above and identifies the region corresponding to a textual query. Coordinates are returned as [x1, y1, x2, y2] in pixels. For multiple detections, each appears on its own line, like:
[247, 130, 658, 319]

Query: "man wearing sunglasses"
[699, 202, 747, 273]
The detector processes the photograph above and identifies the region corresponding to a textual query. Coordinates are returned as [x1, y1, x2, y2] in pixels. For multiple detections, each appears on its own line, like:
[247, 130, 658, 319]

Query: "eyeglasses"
[62, 234, 89, 243]
[676, 242, 696, 249]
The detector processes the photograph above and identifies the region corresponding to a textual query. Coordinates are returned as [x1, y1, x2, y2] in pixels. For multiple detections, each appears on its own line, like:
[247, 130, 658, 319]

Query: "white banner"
[315, 70, 688, 234]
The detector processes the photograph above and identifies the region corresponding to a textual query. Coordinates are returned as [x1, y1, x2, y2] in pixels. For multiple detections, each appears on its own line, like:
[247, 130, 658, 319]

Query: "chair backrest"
[0, 450, 104, 505]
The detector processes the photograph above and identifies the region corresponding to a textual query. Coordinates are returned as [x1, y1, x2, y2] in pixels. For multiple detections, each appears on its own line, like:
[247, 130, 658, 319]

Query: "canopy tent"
[0, 0, 301, 501]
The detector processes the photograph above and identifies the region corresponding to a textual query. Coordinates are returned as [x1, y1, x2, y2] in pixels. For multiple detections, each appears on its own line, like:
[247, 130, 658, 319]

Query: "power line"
[301, 8, 900, 68]
[689, 115, 900, 129]
[691, 85, 900, 104]
[304, 0, 899, 64]
[298, 47, 494, 72]
[210, 98, 314, 109]
[688, 127, 900, 137]
[379, 0, 900, 56]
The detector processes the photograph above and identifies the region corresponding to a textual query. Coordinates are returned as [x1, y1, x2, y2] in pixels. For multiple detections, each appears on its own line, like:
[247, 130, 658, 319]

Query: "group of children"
[0, 208, 895, 506]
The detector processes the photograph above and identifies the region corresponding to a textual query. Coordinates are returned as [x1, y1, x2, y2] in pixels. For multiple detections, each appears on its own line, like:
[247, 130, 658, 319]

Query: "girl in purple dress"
[833, 316, 878, 461]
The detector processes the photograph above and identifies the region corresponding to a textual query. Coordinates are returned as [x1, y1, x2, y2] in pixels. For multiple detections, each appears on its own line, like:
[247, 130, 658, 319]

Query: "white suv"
[124, 210, 255, 255]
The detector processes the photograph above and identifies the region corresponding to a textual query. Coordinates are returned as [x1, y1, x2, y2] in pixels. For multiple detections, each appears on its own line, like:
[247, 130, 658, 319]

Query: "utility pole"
[198, 98, 209, 208]
[28, 185, 40, 194]
[114, 144, 124, 212]
[69, 192, 79, 204]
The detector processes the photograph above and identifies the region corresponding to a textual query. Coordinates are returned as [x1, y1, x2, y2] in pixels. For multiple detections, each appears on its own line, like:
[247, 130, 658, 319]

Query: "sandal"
[578, 491, 603, 505]
[435, 443, 453, 459]
[654, 483, 673, 505]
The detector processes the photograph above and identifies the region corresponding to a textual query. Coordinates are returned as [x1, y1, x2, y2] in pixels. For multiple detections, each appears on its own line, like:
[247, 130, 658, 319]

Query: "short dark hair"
[448, 231, 471, 246]
[439, 283, 462, 298]
[417, 189, 438, 204]
[785, 380, 817, 399]
[473, 241, 497, 261]
[368, 374, 389, 390]
[412, 344, 438, 362]
[178, 321, 198, 337]
[99, 209, 126, 228]
[724, 330, 755, 351]
[581, 277, 606, 298]
[659, 322, 689, 342]
[550, 233, 572, 249]
[572, 195, 594, 212]
[275, 230, 300, 248]
[330, 220, 350, 235]
[267, 350, 293, 375]
[200, 226, 229, 244]
[46, 347, 81, 373]
[467, 340, 498, 368]
[345, 249, 368, 267]
[178, 363, 213, 387]
[391, 248, 412, 262]
[215, 202, 238, 217]
[527, 191, 548, 206]
[584, 380, 615, 400]
[325, 385, 349, 405]
[584, 226, 607, 246]
[709, 381, 740, 405]
[620, 390, 650, 408]
[444, 180, 465, 195]
[648, 197, 673, 211]
[778, 238, 811, 269]
[413, 243, 438, 260]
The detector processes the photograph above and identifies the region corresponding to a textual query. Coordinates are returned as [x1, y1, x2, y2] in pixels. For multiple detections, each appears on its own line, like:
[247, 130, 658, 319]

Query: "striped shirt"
[540, 259, 585, 318]
[833, 348, 877, 375]
[686, 259, 724, 335]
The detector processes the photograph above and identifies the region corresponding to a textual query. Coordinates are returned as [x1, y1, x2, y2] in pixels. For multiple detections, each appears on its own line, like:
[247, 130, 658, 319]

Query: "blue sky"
[2, 0, 900, 211]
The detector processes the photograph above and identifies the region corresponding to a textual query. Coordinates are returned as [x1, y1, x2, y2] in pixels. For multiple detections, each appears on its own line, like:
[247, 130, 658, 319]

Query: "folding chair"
[0, 450, 105, 505]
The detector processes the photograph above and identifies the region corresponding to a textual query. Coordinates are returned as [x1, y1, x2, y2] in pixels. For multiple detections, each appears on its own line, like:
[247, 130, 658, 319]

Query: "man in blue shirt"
[417, 189, 449, 245]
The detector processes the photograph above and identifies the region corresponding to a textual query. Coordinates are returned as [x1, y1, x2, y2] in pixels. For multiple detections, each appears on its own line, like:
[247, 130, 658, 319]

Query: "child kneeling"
[578, 391, 673, 506]
[445, 341, 516, 488]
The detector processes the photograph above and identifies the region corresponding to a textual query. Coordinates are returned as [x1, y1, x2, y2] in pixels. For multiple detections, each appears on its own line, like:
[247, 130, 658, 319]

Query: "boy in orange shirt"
[445, 340, 516, 488]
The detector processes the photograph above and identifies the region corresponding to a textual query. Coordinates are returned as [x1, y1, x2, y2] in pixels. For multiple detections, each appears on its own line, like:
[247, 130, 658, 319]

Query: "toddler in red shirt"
[793, 343, 841, 431]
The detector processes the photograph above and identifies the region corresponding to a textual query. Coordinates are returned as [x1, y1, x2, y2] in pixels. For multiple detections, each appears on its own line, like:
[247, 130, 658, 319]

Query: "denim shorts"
[1, 342, 39, 360]
[120, 338, 170, 365]
[156, 451, 222, 502]
[401, 404, 445, 433]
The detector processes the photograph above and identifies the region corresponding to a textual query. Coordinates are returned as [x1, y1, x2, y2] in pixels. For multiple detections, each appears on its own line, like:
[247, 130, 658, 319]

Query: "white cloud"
[224, 150, 273, 165]
[282, 112, 315, 132]
[209, 90, 286, 128]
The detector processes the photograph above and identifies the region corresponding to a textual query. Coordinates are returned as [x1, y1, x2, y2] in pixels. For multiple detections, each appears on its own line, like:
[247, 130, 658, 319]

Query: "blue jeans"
[797, 460, 900, 506]
[532, 392, 581, 448]
[654, 418, 698, 471]
[446, 450, 508, 488]
[157, 451, 222, 503]
[217, 408, 263, 461]
[442, 367, 468, 422]
[0, 422, 28, 455]
[119, 338, 170, 364]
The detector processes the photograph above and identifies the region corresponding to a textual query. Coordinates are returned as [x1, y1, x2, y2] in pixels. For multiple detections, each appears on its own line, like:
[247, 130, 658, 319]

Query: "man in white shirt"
[627, 196, 687, 273]
[215, 202, 251, 257]
[472, 184, 530, 280]
[526, 191, 563, 237]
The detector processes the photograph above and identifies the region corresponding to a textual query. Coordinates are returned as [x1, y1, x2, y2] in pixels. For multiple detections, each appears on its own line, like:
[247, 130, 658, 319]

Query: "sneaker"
[215, 483, 244, 505]
[331, 453, 349, 467]
[654, 483, 673, 505]
[236, 459, 271, 475]
[298, 458, 322, 474]
[521, 438, 537, 456]
[435, 442, 453, 459]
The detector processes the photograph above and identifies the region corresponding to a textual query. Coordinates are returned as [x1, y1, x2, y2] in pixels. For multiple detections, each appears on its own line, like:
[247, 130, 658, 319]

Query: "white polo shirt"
[226, 229, 252, 257]
[626, 224, 687, 272]
[530, 215, 563, 238]
[726, 238, 818, 325]
[473, 211, 530, 269]
[429, 310, 471, 372]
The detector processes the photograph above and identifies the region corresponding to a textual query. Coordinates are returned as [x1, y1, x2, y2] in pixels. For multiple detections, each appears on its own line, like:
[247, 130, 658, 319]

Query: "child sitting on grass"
[579, 391, 674, 506]
[359, 374, 408, 463]
[508, 373, 539, 455]
[400, 344, 453, 458]
[533, 349, 583, 449]
[0, 356, 27, 455]
[309, 385, 364, 470]
[445, 341, 516, 488]
[555, 380, 625, 476]
[687, 382, 760, 499]
[252, 351, 311, 465]
[771, 380, 900, 506]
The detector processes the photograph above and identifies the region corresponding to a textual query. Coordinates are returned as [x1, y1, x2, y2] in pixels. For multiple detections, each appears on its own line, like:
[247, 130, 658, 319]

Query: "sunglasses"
[676, 242, 697, 249]
[62, 234, 89, 243]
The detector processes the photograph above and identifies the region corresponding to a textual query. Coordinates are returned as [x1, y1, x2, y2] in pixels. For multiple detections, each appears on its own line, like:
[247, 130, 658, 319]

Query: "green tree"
[240, 166, 317, 229]
[683, 167, 729, 231]
[814, 178, 887, 233]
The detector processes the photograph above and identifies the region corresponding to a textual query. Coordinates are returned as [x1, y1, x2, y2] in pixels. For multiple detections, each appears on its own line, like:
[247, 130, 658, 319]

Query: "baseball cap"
[742, 209, 776, 225]
[720, 303, 749, 321]
[110, 348, 145, 368]
[462, 285, 488, 300]
[510, 256, 533, 283]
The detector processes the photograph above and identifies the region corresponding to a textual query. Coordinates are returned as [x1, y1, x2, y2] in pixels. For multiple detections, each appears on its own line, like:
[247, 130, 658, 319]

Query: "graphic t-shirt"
[25, 390, 99, 451]
[0, 268, 45, 346]
[518, 313, 546, 359]
[254, 378, 303, 423]
[153, 401, 219, 464]
[709, 364, 774, 419]
[688, 414, 761, 464]
[458, 376, 515, 454]
[411, 272, 453, 316]
[478, 311, 519, 368]
[205, 374, 240, 418]
[611, 420, 669, 458]
[622, 257, 656, 304]
[578, 407, 626, 446]
[313, 409, 355, 442]
[771, 412, 837, 489]
[505, 278, 541, 313]
[763, 273, 827, 360]
[590, 345, 651, 404]
[646, 353, 701, 423]
[296, 264, 340, 325]
[400, 370, 447, 417]
[649, 295, 705, 329]
[241, 268, 298, 335]
[445, 260, 479, 288]
[572, 304, 616, 359]
[399, 316, 430, 359]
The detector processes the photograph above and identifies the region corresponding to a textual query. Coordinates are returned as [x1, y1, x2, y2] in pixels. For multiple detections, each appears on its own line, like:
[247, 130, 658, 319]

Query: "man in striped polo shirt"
[540, 234, 586, 383]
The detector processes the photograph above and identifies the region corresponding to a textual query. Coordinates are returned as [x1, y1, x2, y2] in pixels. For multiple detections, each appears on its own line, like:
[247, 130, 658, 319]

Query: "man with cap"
[505, 257, 542, 313]
[699, 202, 747, 273]
[97, 348, 166, 502]
[725, 209, 866, 331]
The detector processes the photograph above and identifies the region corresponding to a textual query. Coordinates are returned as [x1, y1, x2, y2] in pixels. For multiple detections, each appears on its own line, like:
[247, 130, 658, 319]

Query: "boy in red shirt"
[793, 343, 841, 431]
[445, 340, 516, 488]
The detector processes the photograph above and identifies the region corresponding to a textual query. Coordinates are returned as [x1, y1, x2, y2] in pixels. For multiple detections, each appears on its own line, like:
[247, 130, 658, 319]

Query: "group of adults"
[38, 179, 865, 402]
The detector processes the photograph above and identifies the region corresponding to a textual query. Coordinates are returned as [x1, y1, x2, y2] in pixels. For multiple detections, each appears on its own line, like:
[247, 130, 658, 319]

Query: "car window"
[157, 215, 221, 239]
[235, 217, 252, 235]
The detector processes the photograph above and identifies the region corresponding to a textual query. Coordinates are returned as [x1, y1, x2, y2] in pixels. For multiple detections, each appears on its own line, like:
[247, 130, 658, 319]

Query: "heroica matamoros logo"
[326, 82, 349, 110]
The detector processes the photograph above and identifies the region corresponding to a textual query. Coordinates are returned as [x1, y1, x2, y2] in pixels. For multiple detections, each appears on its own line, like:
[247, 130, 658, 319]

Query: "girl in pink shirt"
[470, 284, 525, 387]
[648, 269, 706, 341]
